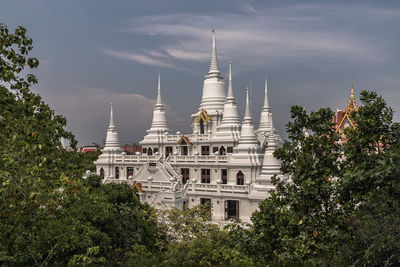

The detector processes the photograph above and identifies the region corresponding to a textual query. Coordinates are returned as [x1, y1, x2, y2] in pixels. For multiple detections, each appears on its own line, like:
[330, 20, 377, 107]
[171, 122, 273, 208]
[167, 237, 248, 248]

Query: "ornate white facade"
[95, 30, 283, 223]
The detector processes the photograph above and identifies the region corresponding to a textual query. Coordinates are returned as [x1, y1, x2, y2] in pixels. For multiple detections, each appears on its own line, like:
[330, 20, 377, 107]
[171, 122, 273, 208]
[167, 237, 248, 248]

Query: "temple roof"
[336, 80, 359, 131]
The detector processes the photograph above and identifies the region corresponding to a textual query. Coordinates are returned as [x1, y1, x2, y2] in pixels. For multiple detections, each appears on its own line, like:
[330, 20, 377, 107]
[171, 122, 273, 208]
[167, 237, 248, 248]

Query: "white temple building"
[94, 30, 283, 222]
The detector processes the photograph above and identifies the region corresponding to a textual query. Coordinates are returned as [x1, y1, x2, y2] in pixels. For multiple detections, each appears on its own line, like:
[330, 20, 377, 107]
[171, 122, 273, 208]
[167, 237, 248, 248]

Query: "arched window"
[100, 168, 104, 179]
[200, 118, 204, 134]
[219, 146, 226, 155]
[236, 171, 244, 185]
[147, 147, 153, 155]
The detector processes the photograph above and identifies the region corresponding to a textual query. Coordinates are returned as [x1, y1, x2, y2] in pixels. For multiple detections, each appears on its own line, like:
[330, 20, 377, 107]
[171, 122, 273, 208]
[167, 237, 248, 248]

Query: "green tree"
[334, 92, 400, 265]
[250, 106, 344, 264]
[249, 91, 400, 265]
[0, 23, 165, 266]
[158, 204, 254, 266]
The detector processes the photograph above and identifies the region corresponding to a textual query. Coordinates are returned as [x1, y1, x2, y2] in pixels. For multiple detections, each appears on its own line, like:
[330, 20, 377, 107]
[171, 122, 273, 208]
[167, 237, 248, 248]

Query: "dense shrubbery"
[1, 24, 400, 266]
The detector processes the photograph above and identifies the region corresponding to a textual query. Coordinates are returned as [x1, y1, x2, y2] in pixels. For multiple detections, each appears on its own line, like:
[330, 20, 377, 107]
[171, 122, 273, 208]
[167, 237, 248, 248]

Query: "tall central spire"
[156, 72, 162, 106]
[208, 29, 221, 76]
[198, 29, 226, 113]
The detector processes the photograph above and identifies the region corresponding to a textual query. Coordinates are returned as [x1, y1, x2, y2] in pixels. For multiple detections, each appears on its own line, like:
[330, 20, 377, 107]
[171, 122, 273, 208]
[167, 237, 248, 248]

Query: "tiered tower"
[257, 79, 273, 134]
[216, 62, 240, 140]
[256, 123, 282, 190]
[140, 73, 170, 153]
[192, 29, 226, 135]
[147, 73, 170, 135]
[234, 87, 259, 154]
[103, 103, 122, 153]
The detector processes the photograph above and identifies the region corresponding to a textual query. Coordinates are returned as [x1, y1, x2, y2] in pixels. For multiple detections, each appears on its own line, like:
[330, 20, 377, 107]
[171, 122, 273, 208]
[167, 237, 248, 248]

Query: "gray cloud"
[120, 3, 397, 70]
[103, 48, 174, 68]
[4, 0, 398, 145]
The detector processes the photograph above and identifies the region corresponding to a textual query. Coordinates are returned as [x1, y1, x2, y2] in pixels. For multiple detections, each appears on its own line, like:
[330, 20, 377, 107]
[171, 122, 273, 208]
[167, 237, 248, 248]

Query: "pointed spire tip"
[207, 28, 220, 75]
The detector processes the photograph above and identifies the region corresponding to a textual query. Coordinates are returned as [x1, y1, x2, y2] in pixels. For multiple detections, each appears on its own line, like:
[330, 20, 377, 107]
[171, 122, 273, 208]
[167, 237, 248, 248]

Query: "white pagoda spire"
[227, 61, 235, 100]
[208, 29, 220, 76]
[103, 102, 122, 152]
[148, 73, 169, 134]
[257, 78, 273, 133]
[156, 72, 162, 106]
[235, 87, 259, 153]
[198, 29, 226, 112]
[257, 123, 281, 187]
[217, 62, 240, 134]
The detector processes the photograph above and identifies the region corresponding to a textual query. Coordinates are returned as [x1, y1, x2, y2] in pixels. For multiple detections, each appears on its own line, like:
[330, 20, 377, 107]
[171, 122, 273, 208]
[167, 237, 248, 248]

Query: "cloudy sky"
[1, 0, 399, 146]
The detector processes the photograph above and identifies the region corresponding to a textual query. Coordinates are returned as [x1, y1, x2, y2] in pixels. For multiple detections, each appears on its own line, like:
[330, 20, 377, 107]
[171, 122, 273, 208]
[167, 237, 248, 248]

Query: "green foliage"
[249, 91, 400, 265]
[250, 106, 344, 264]
[158, 204, 254, 266]
[81, 150, 101, 172]
[0, 23, 165, 266]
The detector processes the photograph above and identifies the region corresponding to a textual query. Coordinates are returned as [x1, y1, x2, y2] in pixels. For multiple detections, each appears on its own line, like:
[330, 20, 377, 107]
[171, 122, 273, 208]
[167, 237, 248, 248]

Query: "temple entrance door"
[225, 200, 239, 220]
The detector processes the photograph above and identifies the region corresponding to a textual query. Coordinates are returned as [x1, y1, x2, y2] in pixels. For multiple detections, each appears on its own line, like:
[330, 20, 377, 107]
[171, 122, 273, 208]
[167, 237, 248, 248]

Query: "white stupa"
[102, 103, 122, 153]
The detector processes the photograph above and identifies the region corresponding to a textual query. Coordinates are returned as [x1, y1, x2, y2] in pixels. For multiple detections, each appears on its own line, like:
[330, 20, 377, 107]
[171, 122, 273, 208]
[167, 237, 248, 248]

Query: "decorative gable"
[338, 114, 355, 130]
[336, 82, 359, 132]
[196, 108, 211, 123]
[178, 135, 191, 145]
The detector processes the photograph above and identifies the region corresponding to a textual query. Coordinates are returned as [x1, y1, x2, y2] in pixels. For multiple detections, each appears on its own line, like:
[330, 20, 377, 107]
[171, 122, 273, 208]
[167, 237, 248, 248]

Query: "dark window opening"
[200, 118, 205, 134]
[115, 167, 119, 179]
[221, 169, 227, 184]
[225, 200, 239, 220]
[147, 147, 153, 155]
[165, 146, 173, 157]
[201, 169, 210, 183]
[236, 171, 244, 185]
[181, 146, 188, 155]
[201, 146, 210, 155]
[213, 147, 218, 153]
[100, 168, 104, 179]
[181, 168, 190, 184]
[227, 147, 233, 153]
[219, 146, 226, 155]
[127, 167, 134, 178]
[142, 148, 147, 154]
[154, 148, 159, 153]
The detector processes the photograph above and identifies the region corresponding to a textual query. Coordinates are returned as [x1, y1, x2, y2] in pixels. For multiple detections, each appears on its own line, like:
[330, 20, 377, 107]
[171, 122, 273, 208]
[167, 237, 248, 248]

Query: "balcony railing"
[169, 155, 229, 164]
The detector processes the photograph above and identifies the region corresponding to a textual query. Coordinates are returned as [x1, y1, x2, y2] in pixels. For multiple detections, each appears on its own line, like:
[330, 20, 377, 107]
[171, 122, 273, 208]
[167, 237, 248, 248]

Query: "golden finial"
[345, 77, 358, 112]
[350, 77, 354, 99]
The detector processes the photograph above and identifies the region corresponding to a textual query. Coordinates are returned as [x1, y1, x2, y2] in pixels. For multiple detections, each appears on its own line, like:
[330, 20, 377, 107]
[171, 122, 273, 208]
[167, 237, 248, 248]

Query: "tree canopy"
[249, 91, 400, 265]
[0, 23, 164, 265]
